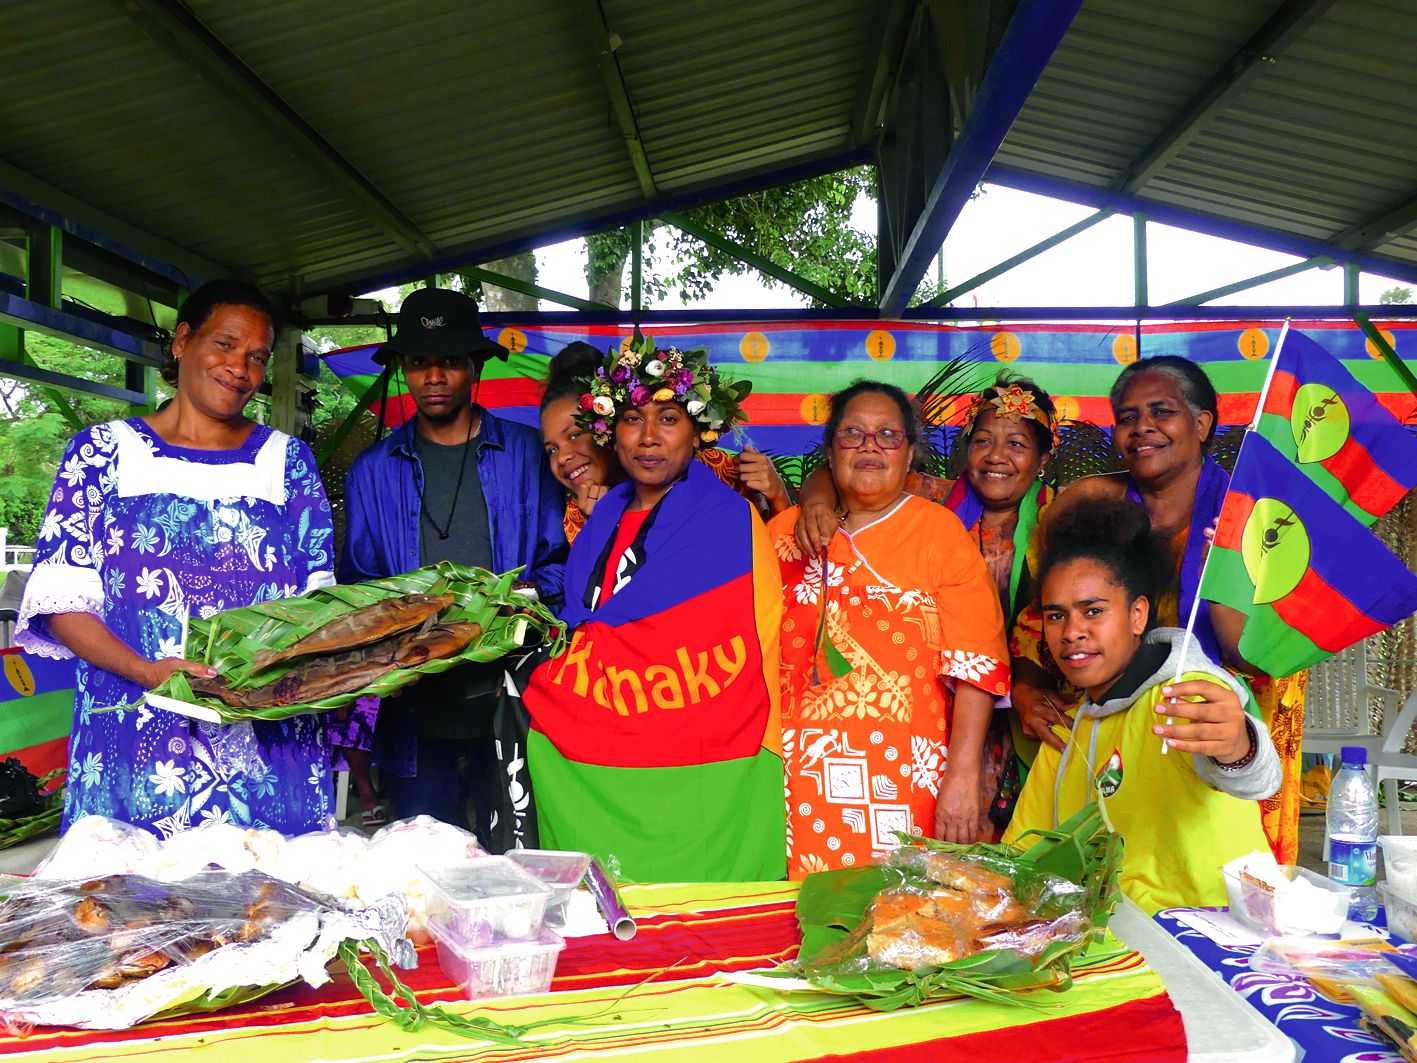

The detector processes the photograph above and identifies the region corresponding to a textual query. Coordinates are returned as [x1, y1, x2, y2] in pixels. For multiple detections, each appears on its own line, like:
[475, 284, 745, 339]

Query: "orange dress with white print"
[766, 495, 1010, 879]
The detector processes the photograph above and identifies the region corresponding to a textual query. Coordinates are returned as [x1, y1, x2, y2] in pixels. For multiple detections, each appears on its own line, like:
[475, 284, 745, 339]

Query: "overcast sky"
[502, 183, 1409, 316]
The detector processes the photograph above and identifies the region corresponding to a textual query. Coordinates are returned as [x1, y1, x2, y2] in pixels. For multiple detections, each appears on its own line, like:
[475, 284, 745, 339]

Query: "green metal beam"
[583, 0, 658, 200]
[0, 345, 144, 408]
[114, 0, 438, 261]
[27, 223, 62, 309]
[1114, 0, 1338, 195]
[462, 266, 614, 312]
[1332, 187, 1417, 252]
[630, 219, 644, 324]
[661, 211, 851, 308]
[1133, 213, 1148, 308]
[317, 369, 390, 467]
[1165, 256, 1330, 306]
[1355, 312, 1417, 397]
[125, 359, 159, 415]
[924, 209, 1113, 307]
[1344, 262, 1360, 306]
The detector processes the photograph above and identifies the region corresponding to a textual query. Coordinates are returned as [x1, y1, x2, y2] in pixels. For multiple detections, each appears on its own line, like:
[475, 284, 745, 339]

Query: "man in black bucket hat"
[339, 287, 566, 846]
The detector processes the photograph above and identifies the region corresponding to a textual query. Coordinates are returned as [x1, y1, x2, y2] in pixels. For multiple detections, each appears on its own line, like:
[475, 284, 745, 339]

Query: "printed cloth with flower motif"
[766, 495, 1010, 879]
[15, 418, 337, 838]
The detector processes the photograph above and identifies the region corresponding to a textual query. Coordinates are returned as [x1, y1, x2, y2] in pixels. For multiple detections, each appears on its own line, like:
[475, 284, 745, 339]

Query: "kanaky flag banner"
[1257, 331, 1417, 525]
[1200, 433, 1417, 677]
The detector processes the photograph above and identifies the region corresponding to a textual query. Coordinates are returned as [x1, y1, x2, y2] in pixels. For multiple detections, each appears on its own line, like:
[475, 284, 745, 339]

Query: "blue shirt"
[338, 407, 568, 776]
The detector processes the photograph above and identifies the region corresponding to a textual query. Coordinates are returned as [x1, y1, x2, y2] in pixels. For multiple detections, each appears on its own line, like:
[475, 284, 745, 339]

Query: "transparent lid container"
[505, 849, 591, 903]
[420, 855, 552, 946]
[428, 919, 565, 1001]
[1222, 864, 1351, 936]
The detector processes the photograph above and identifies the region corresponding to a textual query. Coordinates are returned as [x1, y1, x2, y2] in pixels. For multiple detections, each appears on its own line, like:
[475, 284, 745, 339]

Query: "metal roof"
[1, 0, 1415, 321]
[993, 0, 1417, 275]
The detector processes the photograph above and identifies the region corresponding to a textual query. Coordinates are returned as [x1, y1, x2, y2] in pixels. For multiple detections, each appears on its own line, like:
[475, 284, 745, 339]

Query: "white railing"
[0, 528, 34, 571]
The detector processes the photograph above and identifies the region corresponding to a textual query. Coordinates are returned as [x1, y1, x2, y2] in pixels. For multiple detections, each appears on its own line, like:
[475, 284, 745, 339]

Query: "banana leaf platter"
[142, 562, 567, 724]
[758, 802, 1123, 1010]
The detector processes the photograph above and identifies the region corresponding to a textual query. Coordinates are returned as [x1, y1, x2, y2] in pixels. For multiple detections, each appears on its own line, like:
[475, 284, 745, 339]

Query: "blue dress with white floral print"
[15, 418, 337, 838]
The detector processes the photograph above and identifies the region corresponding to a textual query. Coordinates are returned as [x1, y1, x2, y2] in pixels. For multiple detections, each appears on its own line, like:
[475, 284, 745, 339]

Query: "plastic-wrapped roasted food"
[0, 869, 410, 1031]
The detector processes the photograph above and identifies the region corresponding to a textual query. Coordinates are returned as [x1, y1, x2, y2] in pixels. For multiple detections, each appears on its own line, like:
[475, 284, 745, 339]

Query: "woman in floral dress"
[16, 281, 337, 837]
[767, 382, 1009, 878]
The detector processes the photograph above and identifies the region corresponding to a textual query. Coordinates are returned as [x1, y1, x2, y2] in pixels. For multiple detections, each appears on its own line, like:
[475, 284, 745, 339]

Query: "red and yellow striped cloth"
[0, 883, 1184, 1062]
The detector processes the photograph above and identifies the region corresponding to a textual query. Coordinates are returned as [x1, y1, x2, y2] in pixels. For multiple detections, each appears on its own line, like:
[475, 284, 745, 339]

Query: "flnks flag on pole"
[1256, 331, 1417, 525]
[1199, 433, 1417, 677]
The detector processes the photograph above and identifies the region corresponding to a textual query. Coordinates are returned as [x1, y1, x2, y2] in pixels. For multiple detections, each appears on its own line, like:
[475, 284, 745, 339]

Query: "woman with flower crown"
[520, 338, 787, 882]
[769, 381, 1010, 878]
[538, 342, 792, 544]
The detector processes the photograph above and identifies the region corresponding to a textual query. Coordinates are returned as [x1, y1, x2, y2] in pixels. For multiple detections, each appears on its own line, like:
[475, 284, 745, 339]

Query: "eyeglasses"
[833, 427, 908, 450]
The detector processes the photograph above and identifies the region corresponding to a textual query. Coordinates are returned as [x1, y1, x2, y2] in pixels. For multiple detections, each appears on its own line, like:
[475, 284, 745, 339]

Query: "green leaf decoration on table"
[765, 802, 1123, 1010]
[142, 562, 567, 724]
[0, 770, 65, 852]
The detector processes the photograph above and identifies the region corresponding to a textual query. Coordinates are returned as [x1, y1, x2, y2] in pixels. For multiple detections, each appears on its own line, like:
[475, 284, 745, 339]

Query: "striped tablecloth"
[0, 882, 1185, 1062]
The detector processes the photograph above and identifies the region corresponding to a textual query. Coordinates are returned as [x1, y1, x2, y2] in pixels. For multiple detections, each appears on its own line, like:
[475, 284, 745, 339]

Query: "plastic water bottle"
[1327, 745, 1379, 920]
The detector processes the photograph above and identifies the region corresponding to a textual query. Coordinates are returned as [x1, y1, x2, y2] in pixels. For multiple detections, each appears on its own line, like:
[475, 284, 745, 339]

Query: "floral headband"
[962, 384, 1057, 444]
[574, 335, 752, 447]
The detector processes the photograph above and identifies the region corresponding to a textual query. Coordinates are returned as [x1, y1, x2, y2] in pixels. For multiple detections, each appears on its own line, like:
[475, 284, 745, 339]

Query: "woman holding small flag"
[769, 382, 1009, 878]
[1011, 354, 1306, 862]
[1003, 497, 1279, 913]
[521, 338, 787, 883]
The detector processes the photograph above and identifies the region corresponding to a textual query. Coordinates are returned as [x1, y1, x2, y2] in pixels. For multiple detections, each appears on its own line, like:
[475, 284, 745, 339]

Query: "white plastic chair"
[1304, 641, 1415, 834]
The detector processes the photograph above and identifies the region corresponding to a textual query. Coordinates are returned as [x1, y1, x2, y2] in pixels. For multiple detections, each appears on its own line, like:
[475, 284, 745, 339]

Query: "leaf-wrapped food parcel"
[141, 562, 566, 724]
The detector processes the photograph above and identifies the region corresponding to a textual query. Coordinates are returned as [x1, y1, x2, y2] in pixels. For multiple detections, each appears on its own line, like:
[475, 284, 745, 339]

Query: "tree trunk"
[478, 251, 539, 312]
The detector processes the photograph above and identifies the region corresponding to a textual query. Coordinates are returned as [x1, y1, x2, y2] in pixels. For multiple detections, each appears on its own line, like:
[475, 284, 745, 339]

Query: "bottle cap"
[1341, 745, 1368, 766]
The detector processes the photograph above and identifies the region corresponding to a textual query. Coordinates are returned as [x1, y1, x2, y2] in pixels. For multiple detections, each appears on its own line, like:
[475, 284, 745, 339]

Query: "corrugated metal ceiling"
[1, 0, 1414, 303]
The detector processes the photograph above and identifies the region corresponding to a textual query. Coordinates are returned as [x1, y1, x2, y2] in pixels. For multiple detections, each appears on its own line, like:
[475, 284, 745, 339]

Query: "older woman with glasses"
[765, 381, 1009, 878]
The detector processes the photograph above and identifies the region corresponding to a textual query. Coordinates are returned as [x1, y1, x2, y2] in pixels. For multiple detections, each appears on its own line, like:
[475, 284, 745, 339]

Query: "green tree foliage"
[1381, 286, 1413, 305]
[585, 167, 878, 307]
[0, 334, 132, 543]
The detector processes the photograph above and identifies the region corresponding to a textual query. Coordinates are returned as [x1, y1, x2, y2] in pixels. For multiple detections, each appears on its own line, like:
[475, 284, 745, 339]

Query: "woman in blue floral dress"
[16, 281, 338, 838]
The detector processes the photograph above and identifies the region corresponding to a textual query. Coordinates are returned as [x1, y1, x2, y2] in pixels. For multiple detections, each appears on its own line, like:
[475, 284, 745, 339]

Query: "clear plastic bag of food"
[1248, 937, 1399, 984]
[0, 868, 410, 1031]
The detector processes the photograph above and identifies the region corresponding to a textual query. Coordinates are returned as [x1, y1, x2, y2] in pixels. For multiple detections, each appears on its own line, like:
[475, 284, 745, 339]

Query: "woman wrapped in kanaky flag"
[522, 339, 786, 882]
[1011, 355, 1306, 862]
[770, 382, 1009, 878]
[1003, 498, 1279, 914]
[794, 372, 1057, 838]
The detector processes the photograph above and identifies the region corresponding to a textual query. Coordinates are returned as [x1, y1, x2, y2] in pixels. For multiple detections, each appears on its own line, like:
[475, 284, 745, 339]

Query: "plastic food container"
[1223, 864, 1351, 936]
[428, 919, 565, 1000]
[1381, 883, 1417, 942]
[1381, 836, 1417, 893]
[420, 856, 553, 946]
[505, 849, 591, 904]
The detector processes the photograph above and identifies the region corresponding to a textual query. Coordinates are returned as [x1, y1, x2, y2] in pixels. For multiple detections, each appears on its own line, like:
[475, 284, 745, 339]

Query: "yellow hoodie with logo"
[1003, 628, 1279, 914]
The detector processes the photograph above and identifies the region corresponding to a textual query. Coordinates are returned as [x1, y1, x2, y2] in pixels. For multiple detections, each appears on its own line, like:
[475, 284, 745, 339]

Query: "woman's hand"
[934, 766, 983, 844]
[140, 657, 218, 690]
[1153, 679, 1251, 763]
[794, 465, 840, 554]
[574, 480, 607, 517]
[737, 447, 792, 515]
[1011, 680, 1070, 752]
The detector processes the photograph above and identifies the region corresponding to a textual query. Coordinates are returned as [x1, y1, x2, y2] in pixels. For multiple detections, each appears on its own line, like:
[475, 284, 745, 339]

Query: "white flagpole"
[1160, 319, 1291, 754]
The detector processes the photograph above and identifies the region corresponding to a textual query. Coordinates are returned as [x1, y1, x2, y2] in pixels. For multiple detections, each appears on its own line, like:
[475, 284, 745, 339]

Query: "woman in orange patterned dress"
[539, 342, 791, 544]
[767, 382, 1010, 878]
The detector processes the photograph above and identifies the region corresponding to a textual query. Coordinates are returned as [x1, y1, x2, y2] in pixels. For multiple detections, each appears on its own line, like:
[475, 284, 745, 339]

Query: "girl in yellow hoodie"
[1003, 498, 1279, 913]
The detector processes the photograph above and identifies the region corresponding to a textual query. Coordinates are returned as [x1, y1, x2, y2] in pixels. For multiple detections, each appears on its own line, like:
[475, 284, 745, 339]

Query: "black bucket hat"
[374, 287, 508, 366]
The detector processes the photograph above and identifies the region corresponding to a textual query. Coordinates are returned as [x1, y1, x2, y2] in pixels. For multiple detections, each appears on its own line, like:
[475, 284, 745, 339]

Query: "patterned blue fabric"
[1155, 906, 1407, 1063]
[16, 418, 337, 838]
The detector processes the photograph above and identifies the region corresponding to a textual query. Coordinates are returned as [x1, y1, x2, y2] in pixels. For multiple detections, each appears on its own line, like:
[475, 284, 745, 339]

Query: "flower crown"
[574, 335, 752, 447]
[962, 383, 1056, 445]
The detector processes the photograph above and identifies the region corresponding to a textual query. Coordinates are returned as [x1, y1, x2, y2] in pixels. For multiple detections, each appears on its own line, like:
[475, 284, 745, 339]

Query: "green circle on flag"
[1241, 498, 1310, 604]
[1289, 382, 1349, 463]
